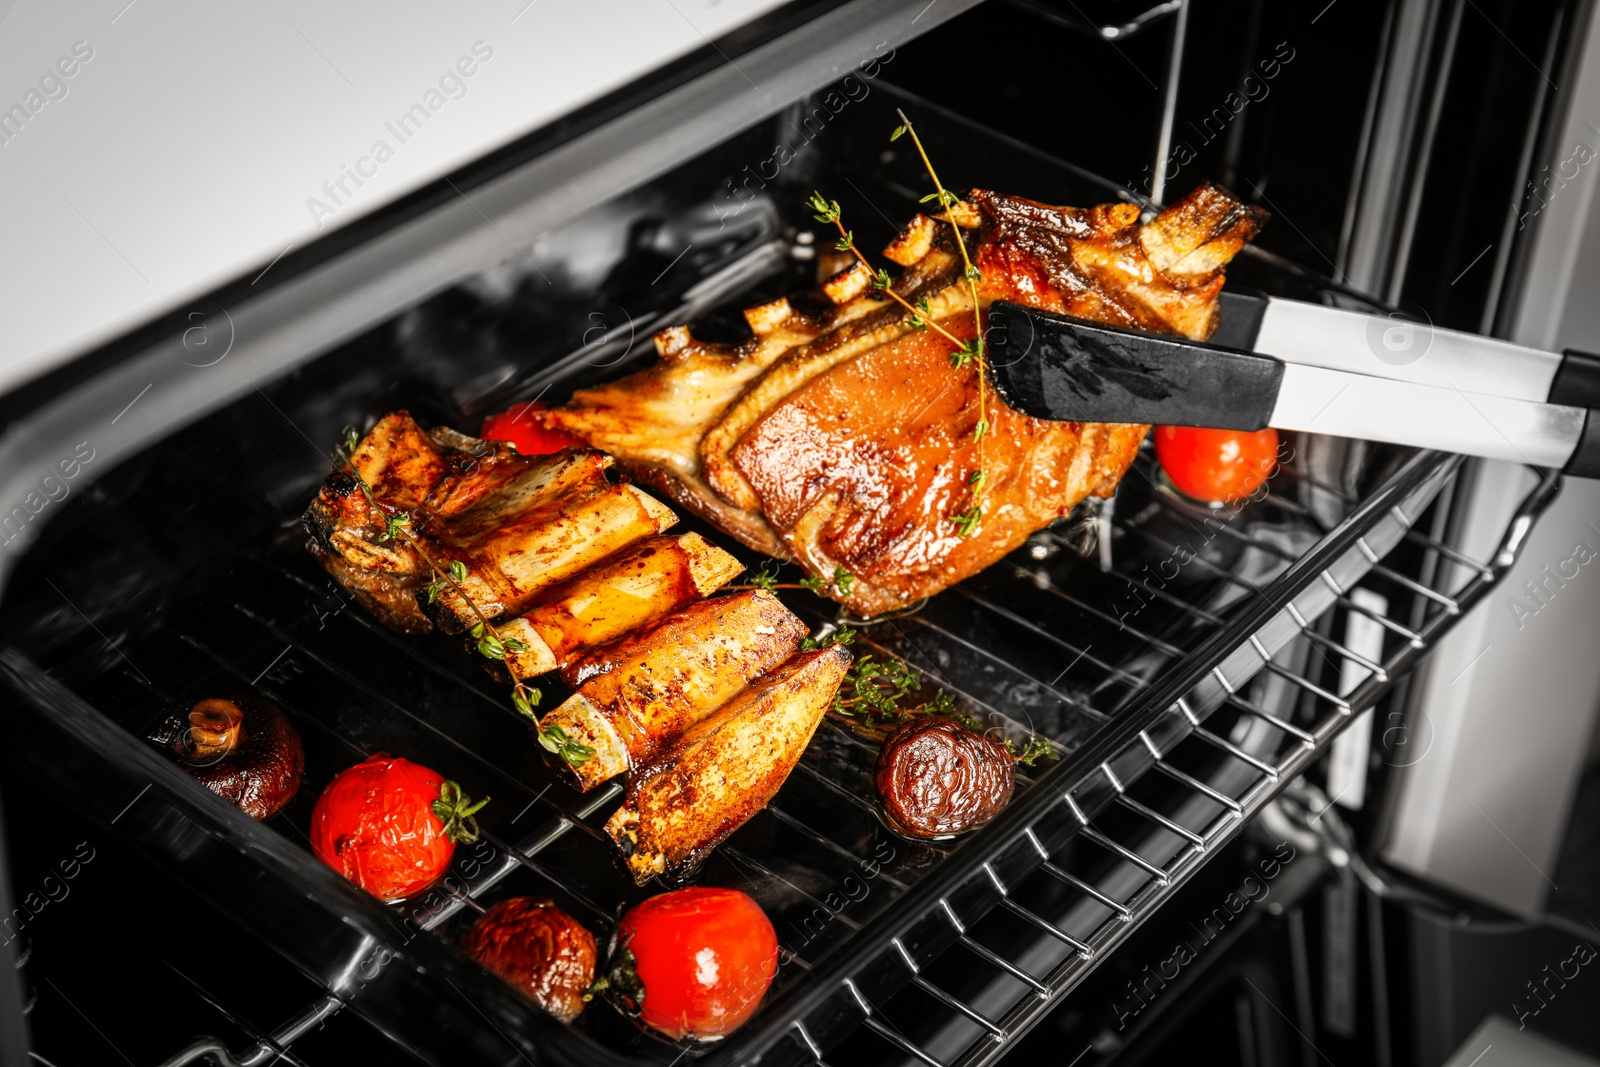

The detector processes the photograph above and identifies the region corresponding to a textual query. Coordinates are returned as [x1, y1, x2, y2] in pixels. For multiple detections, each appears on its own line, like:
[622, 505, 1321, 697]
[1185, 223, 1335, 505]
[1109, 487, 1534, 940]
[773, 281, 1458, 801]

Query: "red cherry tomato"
[480, 402, 583, 456]
[310, 755, 487, 902]
[610, 886, 778, 1040]
[1154, 425, 1280, 503]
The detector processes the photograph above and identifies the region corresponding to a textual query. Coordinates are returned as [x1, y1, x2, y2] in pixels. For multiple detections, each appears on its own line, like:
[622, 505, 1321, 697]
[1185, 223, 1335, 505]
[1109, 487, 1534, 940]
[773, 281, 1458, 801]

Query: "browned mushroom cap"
[461, 897, 597, 1023]
[150, 697, 304, 820]
[875, 717, 1014, 839]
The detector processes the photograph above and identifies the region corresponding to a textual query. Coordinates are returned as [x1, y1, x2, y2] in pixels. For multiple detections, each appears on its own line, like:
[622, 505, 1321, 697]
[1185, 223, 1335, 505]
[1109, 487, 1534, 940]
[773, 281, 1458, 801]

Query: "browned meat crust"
[539, 590, 807, 792]
[606, 644, 852, 883]
[549, 184, 1265, 615]
[497, 532, 742, 680]
[303, 413, 673, 633]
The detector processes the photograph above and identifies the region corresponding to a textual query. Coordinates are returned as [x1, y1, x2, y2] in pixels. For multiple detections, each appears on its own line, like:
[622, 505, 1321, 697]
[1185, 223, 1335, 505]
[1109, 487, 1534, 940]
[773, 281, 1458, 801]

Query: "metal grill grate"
[0, 18, 1564, 1064]
[769, 459, 1555, 1067]
[57, 437, 1542, 1067]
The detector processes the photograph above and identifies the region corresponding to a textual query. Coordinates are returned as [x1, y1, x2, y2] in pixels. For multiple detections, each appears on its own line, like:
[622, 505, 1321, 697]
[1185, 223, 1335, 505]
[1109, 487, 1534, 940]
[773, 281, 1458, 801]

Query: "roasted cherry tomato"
[1154, 425, 1280, 503]
[462, 897, 597, 1023]
[480, 401, 583, 456]
[310, 755, 487, 902]
[599, 886, 778, 1040]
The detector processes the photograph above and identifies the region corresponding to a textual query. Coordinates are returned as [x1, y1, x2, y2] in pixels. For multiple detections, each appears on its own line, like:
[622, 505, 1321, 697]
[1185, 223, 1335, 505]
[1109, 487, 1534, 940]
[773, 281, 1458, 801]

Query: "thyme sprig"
[335, 426, 593, 767]
[808, 627, 1056, 768]
[1009, 736, 1058, 768]
[732, 559, 856, 597]
[805, 192, 978, 363]
[893, 110, 992, 537]
[805, 112, 992, 541]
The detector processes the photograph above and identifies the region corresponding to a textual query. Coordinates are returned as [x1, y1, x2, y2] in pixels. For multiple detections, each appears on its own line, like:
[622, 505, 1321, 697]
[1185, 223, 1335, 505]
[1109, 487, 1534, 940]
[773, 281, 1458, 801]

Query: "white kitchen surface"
[0, 0, 786, 394]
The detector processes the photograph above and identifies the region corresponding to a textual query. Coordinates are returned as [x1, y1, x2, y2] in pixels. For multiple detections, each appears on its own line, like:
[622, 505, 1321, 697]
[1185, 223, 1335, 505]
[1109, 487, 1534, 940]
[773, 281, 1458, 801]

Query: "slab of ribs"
[546, 183, 1266, 616]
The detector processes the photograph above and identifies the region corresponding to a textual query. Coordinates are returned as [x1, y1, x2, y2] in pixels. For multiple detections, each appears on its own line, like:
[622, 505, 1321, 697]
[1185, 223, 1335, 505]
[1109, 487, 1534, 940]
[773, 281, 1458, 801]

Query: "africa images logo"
[1365, 303, 1434, 367]
[305, 41, 494, 229]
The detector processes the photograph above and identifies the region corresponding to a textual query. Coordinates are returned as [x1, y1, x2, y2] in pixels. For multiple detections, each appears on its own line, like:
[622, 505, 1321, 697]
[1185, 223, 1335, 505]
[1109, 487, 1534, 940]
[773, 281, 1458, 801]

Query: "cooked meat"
[460, 897, 597, 1023]
[497, 532, 742, 681]
[540, 590, 807, 791]
[548, 184, 1265, 615]
[147, 697, 304, 820]
[606, 644, 851, 883]
[876, 716, 1014, 838]
[304, 412, 674, 633]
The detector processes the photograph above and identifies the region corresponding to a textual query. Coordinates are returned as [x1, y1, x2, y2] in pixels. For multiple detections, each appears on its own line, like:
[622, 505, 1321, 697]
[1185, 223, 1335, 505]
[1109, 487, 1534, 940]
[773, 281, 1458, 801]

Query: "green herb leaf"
[951, 505, 982, 537]
[1012, 736, 1059, 767]
[968, 469, 989, 492]
[539, 722, 595, 767]
[432, 780, 489, 844]
[476, 629, 509, 660]
[449, 560, 468, 582]
[964, 264, 981, 284]
[873, 268, 893, 293]
[973, 417, 990, 443]
[950, 709, 985, 732]
[835, 230, 854, 252]
[798, 574, 826, 592]
[803, 626, 858, 651]
[919, 191, 941, 204]
[746, 560, 780, 591]
[832, 566, 856, 597]
[379, 511, 411, 542]
[342, 425, 360, 453]
[806, 191, 841, 224]
[891, 125, 907, 142]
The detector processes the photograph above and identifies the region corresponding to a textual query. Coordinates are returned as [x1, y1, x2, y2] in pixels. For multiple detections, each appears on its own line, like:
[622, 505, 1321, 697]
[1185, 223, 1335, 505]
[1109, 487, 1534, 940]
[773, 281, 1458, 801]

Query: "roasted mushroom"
[461, 897, 597, 1022]
[875, 717, 1014, 838]
[149, 697, 304, 820]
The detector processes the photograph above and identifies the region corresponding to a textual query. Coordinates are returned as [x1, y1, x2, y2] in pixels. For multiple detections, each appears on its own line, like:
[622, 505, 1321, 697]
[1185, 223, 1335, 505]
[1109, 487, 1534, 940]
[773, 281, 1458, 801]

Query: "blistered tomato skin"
[310, 755, 455, 902]
[618, 886, 778, 1040]
[462, 898, 597, 1023]
[1154, 425, 1280, 504]
[481, 402, 584, 456]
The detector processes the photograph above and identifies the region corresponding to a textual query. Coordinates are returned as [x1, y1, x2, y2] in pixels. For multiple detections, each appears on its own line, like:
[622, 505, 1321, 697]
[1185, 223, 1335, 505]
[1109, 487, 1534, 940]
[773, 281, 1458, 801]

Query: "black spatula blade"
[985, 301, 1284, 430]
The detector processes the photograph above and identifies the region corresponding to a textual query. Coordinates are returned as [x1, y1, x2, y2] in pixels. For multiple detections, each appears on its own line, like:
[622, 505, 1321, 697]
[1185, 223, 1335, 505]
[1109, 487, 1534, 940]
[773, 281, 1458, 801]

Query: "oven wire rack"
[765, 456, 1559, 1067]
[127, 449, 1559, 1067]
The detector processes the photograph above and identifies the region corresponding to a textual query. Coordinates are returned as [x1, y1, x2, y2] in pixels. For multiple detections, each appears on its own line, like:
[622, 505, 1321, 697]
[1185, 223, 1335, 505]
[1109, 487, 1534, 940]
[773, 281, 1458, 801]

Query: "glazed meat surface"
[539, 589, 807, 792]
[498, 532, 742, 681]
[549, 184, 1265, 615]
[304, 413, 674, 633]
[606, 644, 852, 883]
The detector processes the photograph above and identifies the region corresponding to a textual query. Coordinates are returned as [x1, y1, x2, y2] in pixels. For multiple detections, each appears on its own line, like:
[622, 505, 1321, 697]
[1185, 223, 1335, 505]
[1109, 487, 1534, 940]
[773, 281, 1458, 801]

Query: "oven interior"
[3, 1, 1585, 1065]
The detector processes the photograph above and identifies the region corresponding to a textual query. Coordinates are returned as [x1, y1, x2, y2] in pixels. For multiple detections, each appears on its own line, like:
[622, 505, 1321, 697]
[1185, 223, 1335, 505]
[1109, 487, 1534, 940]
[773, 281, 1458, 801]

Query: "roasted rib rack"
[548, 183, 1266, 617]
[303, 413, 849, 883]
